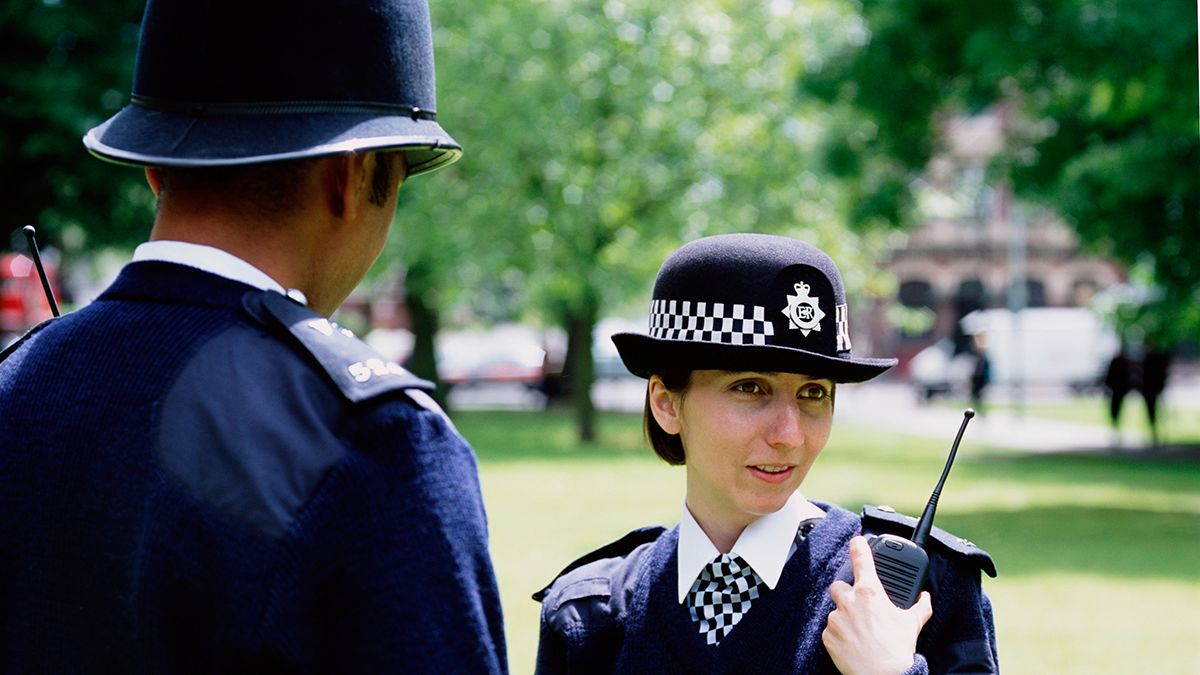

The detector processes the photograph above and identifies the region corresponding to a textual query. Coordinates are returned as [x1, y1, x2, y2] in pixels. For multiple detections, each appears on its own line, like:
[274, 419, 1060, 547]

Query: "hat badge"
[782, 282, 825, 336]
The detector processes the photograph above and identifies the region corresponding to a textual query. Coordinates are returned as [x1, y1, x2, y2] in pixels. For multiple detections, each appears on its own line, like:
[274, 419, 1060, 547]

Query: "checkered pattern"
[835, 303, 852, 352]
[649, 299, 776, 346]
[686, 553, 764, 646]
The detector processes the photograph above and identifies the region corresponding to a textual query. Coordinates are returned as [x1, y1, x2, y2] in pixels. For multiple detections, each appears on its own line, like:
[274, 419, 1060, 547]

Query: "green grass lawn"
[457, 408, 1200, 674]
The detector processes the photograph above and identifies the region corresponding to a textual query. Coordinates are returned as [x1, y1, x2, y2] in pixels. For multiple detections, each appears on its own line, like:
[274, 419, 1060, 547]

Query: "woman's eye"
[732, 381, 763, 394]
[799, 384, 828, 400]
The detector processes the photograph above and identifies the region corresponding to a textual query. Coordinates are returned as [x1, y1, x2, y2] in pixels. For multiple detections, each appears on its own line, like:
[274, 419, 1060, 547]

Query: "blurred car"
[2, 252, 57, 346]
[437, 324, 548, 389]
[592, 316, 640, 379]
[909, 307, 1119, 399]
[908, 338, 976, 400]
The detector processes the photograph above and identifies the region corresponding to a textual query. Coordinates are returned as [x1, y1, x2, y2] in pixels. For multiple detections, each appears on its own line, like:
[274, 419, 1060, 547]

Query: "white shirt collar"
[132, 240, 286, 295]
[677, 491, 826, 603]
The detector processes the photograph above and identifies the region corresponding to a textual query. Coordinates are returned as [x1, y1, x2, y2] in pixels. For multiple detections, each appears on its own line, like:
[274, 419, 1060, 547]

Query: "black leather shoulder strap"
[861, 505, 997, 578]
[532, 525, 667, 602]
[242, 290, 433, 404]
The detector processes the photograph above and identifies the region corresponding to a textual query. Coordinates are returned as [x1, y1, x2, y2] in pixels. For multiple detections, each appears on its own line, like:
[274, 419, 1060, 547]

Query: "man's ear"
[648, 375, 683, 435]
[326, 153, 370, 221]
[145, 167, 163, 197]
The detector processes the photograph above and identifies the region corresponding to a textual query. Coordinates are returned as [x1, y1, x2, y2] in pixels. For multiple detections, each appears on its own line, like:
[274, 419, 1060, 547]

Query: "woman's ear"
[648, 375, 683, 435]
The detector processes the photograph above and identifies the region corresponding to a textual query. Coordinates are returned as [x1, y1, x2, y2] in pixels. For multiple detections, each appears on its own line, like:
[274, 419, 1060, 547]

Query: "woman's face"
[650, 369, 834, 535]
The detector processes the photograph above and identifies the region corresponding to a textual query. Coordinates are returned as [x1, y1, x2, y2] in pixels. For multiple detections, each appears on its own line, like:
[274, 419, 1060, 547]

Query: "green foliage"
[804, 0, 1199, 343]
[1, 0, 151, 253]
[397, 0, 887, 320]
[391, 0, 899, 437]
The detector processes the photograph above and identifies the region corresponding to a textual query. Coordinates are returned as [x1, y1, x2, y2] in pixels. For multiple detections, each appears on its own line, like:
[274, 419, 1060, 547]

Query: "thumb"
[908, 590, 934, 627]
[847, 536, 882, 589]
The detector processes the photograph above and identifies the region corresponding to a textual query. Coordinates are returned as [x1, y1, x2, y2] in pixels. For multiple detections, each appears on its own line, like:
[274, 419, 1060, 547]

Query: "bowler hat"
[612, 234, 896, 383]
[83, 0, 460, 176]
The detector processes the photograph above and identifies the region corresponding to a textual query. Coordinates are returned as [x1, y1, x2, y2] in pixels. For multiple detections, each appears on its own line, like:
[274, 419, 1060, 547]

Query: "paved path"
[834, 383, 1128, 452]
[458, 374, 1199, 454]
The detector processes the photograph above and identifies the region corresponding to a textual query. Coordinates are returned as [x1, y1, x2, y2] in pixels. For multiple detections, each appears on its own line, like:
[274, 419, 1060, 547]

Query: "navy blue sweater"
[537, 503, 997, 674]
[0, 262, 506, 673]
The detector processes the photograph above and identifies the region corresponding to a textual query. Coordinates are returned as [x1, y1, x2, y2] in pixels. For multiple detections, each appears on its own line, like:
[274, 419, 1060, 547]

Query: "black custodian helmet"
[83, 0, 460, 176]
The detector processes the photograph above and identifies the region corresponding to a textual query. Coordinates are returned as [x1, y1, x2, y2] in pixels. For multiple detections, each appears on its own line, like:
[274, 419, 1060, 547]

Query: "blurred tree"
[803, 0, 1199, 343]
[5, 0, 901, 443]
[393, 0, 893, 441]
[1, 0, 151, 257]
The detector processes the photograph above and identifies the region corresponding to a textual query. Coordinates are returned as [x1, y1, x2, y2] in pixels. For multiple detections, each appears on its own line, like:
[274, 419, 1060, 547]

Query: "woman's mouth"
[748, 464, 795, 483]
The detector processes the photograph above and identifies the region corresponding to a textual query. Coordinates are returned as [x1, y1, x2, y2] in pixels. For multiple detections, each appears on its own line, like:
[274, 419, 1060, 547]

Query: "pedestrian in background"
[1104, 345, 1137, 442]
[968, 331, 991, 415]
[0, 0, 506, 671]
[1140, 346, 1172, 447]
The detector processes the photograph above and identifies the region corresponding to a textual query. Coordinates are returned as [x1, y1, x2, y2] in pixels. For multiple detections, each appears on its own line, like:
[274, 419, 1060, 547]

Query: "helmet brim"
[83, 105, 461, 176]
[612, 332, 896, 384]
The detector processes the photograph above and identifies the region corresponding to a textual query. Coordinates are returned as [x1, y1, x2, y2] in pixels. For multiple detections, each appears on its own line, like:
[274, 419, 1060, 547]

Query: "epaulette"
[0, 318, 54, 365]
[532, 525, 666, 602]
[242, 290, 433, 404]
[861, 505, 997, 578]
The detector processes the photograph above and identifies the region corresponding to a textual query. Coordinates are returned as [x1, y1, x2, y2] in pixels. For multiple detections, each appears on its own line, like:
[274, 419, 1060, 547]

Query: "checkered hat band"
[686, 553, 764, 646]
[648, 299, 776, 346]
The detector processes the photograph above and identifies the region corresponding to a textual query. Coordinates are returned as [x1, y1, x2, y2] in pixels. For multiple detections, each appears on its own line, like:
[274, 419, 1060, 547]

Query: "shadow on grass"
[963, 447, 1200, 497]
[936, 506, 1200, 581]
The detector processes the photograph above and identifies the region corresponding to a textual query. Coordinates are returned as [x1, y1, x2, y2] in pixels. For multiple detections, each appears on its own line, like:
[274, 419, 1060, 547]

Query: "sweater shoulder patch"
[243, 290, 433, 404]
[861, 505, 997, 578]
[533, 525, 666, 603]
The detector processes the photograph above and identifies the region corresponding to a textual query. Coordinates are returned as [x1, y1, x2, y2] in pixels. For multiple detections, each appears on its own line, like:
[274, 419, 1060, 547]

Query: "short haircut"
[158, 151, 403, 214]
[369, 151, 404, 206]
[158, 158, 318, 218]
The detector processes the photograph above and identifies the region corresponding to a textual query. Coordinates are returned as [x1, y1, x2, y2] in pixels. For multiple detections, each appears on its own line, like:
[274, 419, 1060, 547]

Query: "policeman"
[0, 0, 505, 671]
[534, 234, 998, 674]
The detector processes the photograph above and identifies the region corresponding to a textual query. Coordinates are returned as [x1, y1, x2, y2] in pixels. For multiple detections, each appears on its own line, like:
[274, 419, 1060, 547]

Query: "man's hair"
[157, 159, 317, 218]
[369, 151, 402, 206]
[645, 369, 692, 465]
[158, 151, 402, 216]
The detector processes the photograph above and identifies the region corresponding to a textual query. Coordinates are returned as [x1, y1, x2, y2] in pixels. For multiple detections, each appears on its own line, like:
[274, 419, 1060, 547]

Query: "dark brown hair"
[369, 151, 405, 206]
[159, 151, 402, 213]
[645, 368, 692, 465]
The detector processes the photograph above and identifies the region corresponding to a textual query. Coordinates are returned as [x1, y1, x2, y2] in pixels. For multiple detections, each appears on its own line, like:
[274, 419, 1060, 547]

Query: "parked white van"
[910, 307, 1120, 398]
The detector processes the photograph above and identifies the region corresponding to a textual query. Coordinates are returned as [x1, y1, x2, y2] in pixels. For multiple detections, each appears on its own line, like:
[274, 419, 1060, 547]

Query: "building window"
[1007, 278, 1046, 308]
[895, 279, 936, 341]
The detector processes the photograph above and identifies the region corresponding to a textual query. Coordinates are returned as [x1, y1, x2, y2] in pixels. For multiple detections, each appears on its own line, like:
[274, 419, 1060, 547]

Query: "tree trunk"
[567, 292, 599, 443]
[404, 266, 448, 408]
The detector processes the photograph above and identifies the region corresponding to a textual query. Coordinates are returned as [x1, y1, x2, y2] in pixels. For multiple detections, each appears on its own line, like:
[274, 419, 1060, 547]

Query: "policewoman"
[0, 0, 505, 671]
[534, 234, 997, 674]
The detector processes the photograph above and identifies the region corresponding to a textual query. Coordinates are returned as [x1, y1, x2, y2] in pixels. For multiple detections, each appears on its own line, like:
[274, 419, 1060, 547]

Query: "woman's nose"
[765, 397, 805, 448]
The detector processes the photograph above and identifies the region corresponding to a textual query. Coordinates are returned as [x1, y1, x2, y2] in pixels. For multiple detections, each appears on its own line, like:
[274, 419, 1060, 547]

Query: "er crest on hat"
[782, 282, 825, 336]
[611, 234, 895, 383]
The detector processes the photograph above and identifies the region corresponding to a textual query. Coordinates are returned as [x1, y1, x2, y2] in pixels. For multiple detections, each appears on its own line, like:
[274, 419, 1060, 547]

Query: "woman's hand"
[822, 536, 933, 675]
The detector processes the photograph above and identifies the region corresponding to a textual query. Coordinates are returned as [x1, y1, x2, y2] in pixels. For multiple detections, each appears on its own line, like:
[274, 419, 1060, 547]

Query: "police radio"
[21, 225, 60, 317]
[869, 408, 975, 609]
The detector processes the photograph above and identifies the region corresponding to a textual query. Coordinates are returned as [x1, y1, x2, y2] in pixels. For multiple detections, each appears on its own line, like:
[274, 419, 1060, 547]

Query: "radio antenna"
[911, 408, 974, 549]
[21, 225, 60, 317]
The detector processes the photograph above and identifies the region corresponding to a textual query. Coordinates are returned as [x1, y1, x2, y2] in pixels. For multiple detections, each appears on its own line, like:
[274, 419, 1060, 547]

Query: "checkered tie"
[686, 553, 764, 646]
